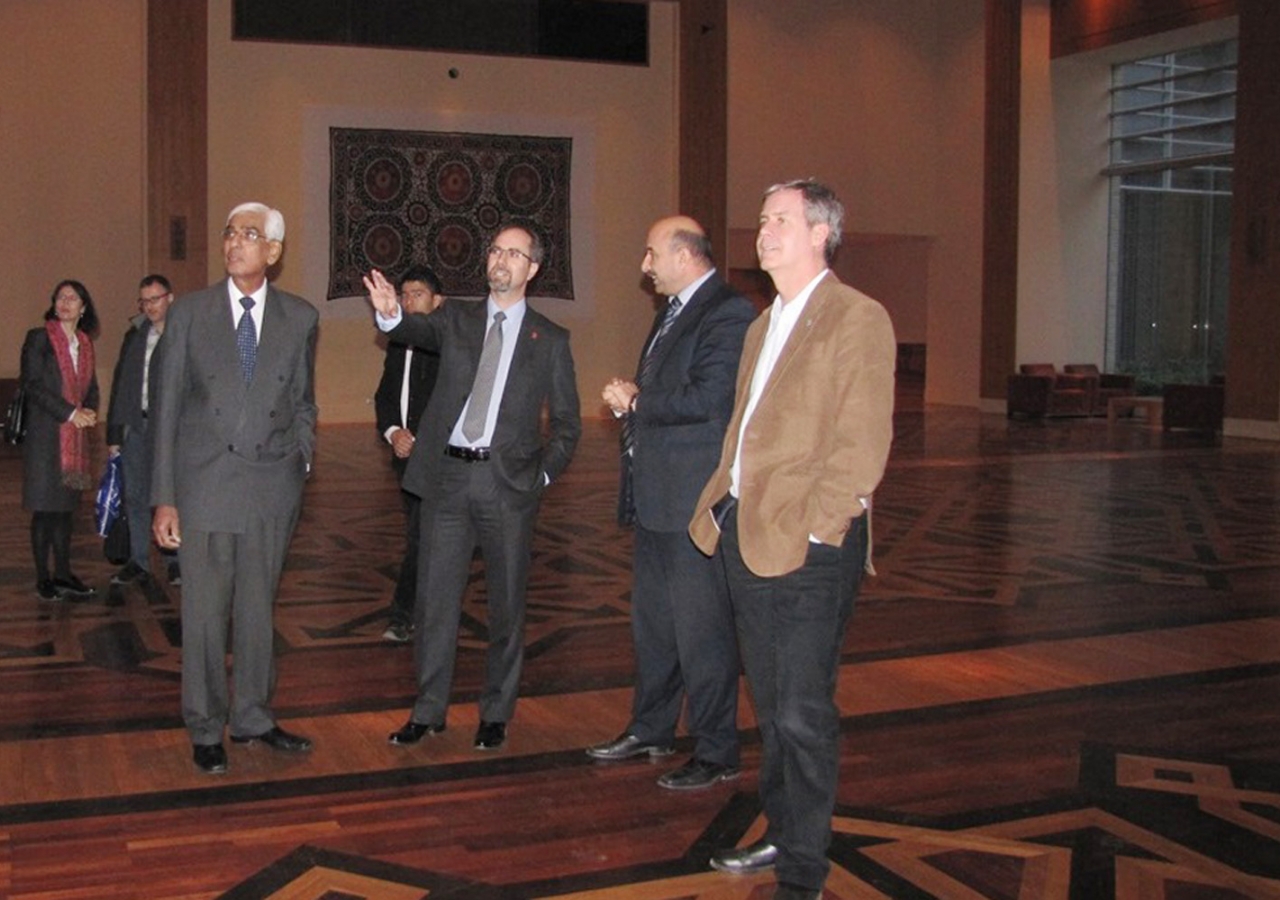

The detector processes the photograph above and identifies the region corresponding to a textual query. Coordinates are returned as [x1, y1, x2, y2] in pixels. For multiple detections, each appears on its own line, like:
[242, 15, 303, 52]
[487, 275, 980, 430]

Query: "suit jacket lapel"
[754, 274, 835, 408]
[254, 286, 287, 379]
[213, 282, 250, 396]
[634, 275, 718, 381]
[633, 303, 668, 381]
[722, 317, 767, 461]
[462, 301, 488, 383]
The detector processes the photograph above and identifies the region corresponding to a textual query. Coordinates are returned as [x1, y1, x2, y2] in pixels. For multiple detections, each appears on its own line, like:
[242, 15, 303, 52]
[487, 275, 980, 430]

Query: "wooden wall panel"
[147, 0, 208, 293]
[1050, 0, 1237, 58]
[1224, 0, 1280, 421]
[677, 0, 728, 260]
[980, 0, 1021, 401]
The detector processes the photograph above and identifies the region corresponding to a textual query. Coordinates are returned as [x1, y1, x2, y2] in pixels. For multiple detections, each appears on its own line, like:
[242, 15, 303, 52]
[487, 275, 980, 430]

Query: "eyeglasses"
[487, 245, 532, 263]
[221, 227, 275, 244]
[138, 292, 171, 305]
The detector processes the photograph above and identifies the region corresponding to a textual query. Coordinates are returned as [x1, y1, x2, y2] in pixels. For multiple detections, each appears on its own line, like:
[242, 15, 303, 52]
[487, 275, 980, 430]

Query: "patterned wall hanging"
[328, 127, 573, 299]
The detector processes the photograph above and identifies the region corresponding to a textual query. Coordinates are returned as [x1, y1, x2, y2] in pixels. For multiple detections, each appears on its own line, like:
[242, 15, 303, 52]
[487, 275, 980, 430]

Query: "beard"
[488, 267, 512, 293]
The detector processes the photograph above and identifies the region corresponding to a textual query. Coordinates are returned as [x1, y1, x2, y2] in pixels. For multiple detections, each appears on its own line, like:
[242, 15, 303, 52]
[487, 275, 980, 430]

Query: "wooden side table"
[1107, 395, 1164, 429]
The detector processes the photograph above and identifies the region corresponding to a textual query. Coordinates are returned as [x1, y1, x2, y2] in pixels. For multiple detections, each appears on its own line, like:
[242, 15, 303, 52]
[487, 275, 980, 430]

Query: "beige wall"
[0, 0, 146, 385]
[8, 1, 1235, 423]
[205, 0, 677, 424]
[727, 0, 986, 407]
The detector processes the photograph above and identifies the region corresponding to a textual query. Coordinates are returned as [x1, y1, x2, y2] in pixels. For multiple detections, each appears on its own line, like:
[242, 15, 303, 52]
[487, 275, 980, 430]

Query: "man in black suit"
[588, 216, 755, 789]
[152, 202, 319, 774]
[106, 274, 174, 587]
[364, 224, 581, 751]
[373, 266, 445, 643]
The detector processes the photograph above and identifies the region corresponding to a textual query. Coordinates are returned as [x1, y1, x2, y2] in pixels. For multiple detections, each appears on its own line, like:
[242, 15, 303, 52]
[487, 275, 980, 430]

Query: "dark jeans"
[719, 507, 867, 891]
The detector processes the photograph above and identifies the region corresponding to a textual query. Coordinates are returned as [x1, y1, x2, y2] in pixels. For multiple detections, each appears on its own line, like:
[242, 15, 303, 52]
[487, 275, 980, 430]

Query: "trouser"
[389, 488, 421, 627]
[410, 456, 537, 725]
[179, 508, 299, 744]
[719, 507, 867, 891]
[30, 510, 73, 581]
[120, 425, 153, 570]
[628, 525, 740, 765]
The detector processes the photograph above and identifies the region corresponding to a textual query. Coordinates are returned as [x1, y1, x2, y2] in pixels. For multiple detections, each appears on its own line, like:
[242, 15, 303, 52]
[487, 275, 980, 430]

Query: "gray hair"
[763, 178, 844, 263]
[227, 202, 286, 242]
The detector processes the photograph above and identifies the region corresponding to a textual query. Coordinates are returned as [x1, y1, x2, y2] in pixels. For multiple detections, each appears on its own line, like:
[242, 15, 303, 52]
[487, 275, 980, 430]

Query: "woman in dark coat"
[21, 279, 101, 599]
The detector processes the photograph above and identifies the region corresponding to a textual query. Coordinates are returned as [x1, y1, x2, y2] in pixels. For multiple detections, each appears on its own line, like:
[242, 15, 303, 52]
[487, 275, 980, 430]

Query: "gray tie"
[462, 310, 506, 442]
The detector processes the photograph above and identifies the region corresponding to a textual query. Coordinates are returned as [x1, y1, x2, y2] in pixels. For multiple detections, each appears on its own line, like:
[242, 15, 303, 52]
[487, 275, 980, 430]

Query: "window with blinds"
[1106, 40, 1237, 389]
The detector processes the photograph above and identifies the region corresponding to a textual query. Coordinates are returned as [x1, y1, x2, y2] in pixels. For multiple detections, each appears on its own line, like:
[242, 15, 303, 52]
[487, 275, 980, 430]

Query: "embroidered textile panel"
[328, 127, 573, 300]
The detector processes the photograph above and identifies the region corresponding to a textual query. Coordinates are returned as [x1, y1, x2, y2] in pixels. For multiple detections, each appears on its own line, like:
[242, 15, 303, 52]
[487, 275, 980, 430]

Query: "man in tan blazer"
[690, 179, 895, 900]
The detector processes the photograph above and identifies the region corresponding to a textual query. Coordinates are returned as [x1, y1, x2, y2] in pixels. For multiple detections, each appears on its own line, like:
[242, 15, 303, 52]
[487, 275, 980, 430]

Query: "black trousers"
[388, 488, 421, 628]
[718, 507, 867, 891]
[628, 525, 739, 765]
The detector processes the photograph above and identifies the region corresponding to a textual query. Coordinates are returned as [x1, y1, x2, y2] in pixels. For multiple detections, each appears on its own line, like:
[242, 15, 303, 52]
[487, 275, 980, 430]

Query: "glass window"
[1106, 40, 1236, 389]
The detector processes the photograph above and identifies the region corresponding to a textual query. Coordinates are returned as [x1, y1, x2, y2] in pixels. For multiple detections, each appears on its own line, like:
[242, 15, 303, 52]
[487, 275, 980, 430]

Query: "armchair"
[1063, 364, 1136, 416]
[1007, 364, 1096, 418]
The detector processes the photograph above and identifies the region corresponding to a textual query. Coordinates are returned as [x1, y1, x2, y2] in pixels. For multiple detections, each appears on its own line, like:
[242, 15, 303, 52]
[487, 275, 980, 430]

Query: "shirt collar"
[675, 268, 716, 306]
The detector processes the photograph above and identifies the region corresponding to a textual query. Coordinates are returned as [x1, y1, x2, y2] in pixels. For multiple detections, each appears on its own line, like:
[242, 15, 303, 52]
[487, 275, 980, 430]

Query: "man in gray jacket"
[151, 202, 319, 775]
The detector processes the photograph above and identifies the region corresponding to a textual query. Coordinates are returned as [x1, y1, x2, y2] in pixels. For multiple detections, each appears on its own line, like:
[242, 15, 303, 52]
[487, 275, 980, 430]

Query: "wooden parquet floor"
[2, 394, 1280, 899]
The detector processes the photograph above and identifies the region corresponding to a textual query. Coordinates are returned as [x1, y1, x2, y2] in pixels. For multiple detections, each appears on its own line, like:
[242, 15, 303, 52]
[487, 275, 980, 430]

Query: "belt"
[445, 445, 491, 462]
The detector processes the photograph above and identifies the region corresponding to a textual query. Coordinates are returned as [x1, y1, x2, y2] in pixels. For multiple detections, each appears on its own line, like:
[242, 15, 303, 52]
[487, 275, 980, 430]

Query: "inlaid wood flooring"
[1, 398, 1279, 898]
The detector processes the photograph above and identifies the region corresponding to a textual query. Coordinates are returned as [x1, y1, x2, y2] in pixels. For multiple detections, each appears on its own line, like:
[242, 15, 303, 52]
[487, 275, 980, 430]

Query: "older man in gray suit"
[151, 202, 319, 775]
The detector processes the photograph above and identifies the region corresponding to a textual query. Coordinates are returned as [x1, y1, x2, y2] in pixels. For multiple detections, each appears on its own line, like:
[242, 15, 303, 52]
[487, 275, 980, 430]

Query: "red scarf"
[45, 320, 95, 490]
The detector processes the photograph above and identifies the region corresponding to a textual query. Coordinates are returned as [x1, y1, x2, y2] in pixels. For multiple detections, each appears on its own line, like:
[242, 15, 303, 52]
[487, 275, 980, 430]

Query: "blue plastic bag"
[95, 453, 124, 538]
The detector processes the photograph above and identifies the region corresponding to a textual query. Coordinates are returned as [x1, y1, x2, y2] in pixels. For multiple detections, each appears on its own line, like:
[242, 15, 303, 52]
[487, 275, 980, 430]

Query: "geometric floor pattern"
[217, 747, 1280, 899]
[4, 403, 1280, 899]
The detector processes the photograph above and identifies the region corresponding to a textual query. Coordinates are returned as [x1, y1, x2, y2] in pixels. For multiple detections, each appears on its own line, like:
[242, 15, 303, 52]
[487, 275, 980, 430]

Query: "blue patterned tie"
[236, 297, 257, 383]
[621, 297, 681, 456]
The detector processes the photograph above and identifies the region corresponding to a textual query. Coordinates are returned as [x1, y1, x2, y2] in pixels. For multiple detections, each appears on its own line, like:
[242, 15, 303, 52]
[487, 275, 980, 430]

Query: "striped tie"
[620, 297, 681, 456]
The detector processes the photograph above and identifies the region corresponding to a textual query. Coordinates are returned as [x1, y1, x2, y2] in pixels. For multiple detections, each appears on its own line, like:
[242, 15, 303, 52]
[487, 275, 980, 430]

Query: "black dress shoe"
[193, 743, 227, 774]
[474, 720, 506, 750]
[230, 726, 312, 752]
[36, 579, 58, 600]
[658, 757, 741, 790]
[709, 840, 779, 874]
[52, 576, 96, 598]
[773, 884, 820, 900]
[587, 732, 676, 761]
[110, 561, 148, 585]
[388, 720, 446, 745]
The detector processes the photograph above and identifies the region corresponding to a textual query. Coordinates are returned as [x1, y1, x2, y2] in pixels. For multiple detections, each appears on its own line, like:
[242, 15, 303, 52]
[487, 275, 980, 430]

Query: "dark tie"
[462, 310, 506, 442]
[236, 297, 257, 383]
[621, 296, 681, 456]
